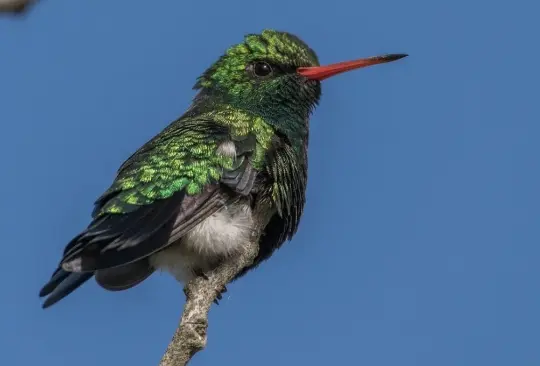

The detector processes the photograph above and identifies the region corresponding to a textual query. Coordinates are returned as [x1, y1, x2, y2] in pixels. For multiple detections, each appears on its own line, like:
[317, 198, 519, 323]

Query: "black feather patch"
[265, 136, 307, 244]
[39, 271, 93, 309]
[94, 259, 154, 291]
[61, 190, 187, 272]
[39, 184, 230, 308]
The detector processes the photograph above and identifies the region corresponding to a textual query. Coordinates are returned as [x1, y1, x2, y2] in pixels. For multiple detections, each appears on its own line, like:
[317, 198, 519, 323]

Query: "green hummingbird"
[39, 29, 407, 308]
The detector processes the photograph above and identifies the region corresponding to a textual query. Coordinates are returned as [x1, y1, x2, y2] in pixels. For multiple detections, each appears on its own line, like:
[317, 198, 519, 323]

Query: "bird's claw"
[192, 269, 227, 304]
[213, 285, 228, 305]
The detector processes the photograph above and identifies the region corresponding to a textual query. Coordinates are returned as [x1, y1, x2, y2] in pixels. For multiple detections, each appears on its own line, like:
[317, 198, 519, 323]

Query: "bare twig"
[0, 0, 36, 14]
[159, 223, 263, 365]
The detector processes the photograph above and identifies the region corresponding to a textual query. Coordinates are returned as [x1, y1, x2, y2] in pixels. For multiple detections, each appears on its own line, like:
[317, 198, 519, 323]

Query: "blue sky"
[1, 0, 538, 365]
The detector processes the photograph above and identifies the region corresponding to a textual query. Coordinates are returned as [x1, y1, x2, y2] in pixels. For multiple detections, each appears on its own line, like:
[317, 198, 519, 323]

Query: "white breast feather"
[150, 203, 253, 283]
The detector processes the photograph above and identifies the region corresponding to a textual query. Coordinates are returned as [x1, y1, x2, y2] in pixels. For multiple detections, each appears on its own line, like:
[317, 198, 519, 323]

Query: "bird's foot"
[213, 284, 228, 305]
[192, 268, 227, 304]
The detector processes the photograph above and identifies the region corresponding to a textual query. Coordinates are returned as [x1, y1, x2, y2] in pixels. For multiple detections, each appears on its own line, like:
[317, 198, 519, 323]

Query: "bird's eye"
[252, 62, 273, 77]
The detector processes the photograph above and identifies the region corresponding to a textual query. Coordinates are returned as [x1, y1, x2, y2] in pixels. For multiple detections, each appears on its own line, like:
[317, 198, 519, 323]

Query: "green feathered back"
[95, 107, 275, 216]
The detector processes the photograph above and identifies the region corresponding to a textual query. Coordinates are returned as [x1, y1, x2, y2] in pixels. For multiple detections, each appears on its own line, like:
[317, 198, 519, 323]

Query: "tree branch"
[0, 0, 36, 14]
[159, 229, 261, 365]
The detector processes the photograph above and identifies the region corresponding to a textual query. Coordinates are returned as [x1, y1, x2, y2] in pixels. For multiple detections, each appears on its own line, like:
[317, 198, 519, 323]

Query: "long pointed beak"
[297, 53, 408, 81]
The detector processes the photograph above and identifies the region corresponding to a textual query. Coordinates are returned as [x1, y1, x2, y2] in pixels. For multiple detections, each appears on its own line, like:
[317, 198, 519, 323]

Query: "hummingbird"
[39, 29, 407, 308]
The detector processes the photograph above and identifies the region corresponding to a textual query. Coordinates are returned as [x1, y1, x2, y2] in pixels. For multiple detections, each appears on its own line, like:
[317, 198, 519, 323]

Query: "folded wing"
[40, 119, 259, 308]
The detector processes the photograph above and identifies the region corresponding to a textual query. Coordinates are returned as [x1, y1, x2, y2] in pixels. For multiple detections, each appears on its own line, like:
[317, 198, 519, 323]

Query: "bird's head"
[194, 29, 407, 133]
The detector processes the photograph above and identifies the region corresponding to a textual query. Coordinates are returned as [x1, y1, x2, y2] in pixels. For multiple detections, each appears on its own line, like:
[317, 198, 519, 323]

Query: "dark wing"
[40, 118, 259, 308]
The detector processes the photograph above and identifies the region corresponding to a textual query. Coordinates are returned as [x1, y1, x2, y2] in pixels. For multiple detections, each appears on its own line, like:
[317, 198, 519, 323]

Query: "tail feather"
[40, 270, 93, 309]
[95, 259, 155, 291]
[39, 268, 69, 297]
[39, 186, 228, 308]
[39, 260, 154, 308]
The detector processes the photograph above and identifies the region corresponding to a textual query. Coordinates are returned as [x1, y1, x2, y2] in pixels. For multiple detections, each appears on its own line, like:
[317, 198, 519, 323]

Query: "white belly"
[149, 202, 254, 282]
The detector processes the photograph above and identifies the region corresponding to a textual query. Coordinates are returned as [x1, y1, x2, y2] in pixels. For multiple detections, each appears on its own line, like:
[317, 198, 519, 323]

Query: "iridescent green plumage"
[97, 107, 276, 216]
[196, 30, 319, 90]
[38, 30, 407, 366]
[39, 28, 407, 311]
[92, 30, 320, 219]
[40, 29, 322, 308]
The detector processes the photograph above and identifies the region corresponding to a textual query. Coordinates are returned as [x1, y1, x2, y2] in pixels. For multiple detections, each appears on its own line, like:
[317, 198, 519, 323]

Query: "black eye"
[253, 62, 273, 77]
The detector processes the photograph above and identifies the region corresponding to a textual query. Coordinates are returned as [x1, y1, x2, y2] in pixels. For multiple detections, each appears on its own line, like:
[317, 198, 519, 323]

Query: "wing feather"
[39, 118, 261, 308]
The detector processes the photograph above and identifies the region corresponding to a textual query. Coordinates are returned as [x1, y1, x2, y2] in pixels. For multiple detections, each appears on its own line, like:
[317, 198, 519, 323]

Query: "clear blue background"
[1, 0, 538, 365]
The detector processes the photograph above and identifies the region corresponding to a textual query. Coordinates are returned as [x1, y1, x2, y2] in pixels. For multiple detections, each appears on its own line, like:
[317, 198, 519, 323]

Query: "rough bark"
[0, 0, 36, 14]
[158, 213, 266, 366]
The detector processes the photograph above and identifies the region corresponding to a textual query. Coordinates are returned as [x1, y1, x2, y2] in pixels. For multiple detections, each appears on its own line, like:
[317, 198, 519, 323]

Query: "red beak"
[297, 53, 408, 81]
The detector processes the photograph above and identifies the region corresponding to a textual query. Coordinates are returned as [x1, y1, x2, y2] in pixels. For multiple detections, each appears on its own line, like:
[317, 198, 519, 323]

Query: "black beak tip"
[386, 53, 408, 61]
